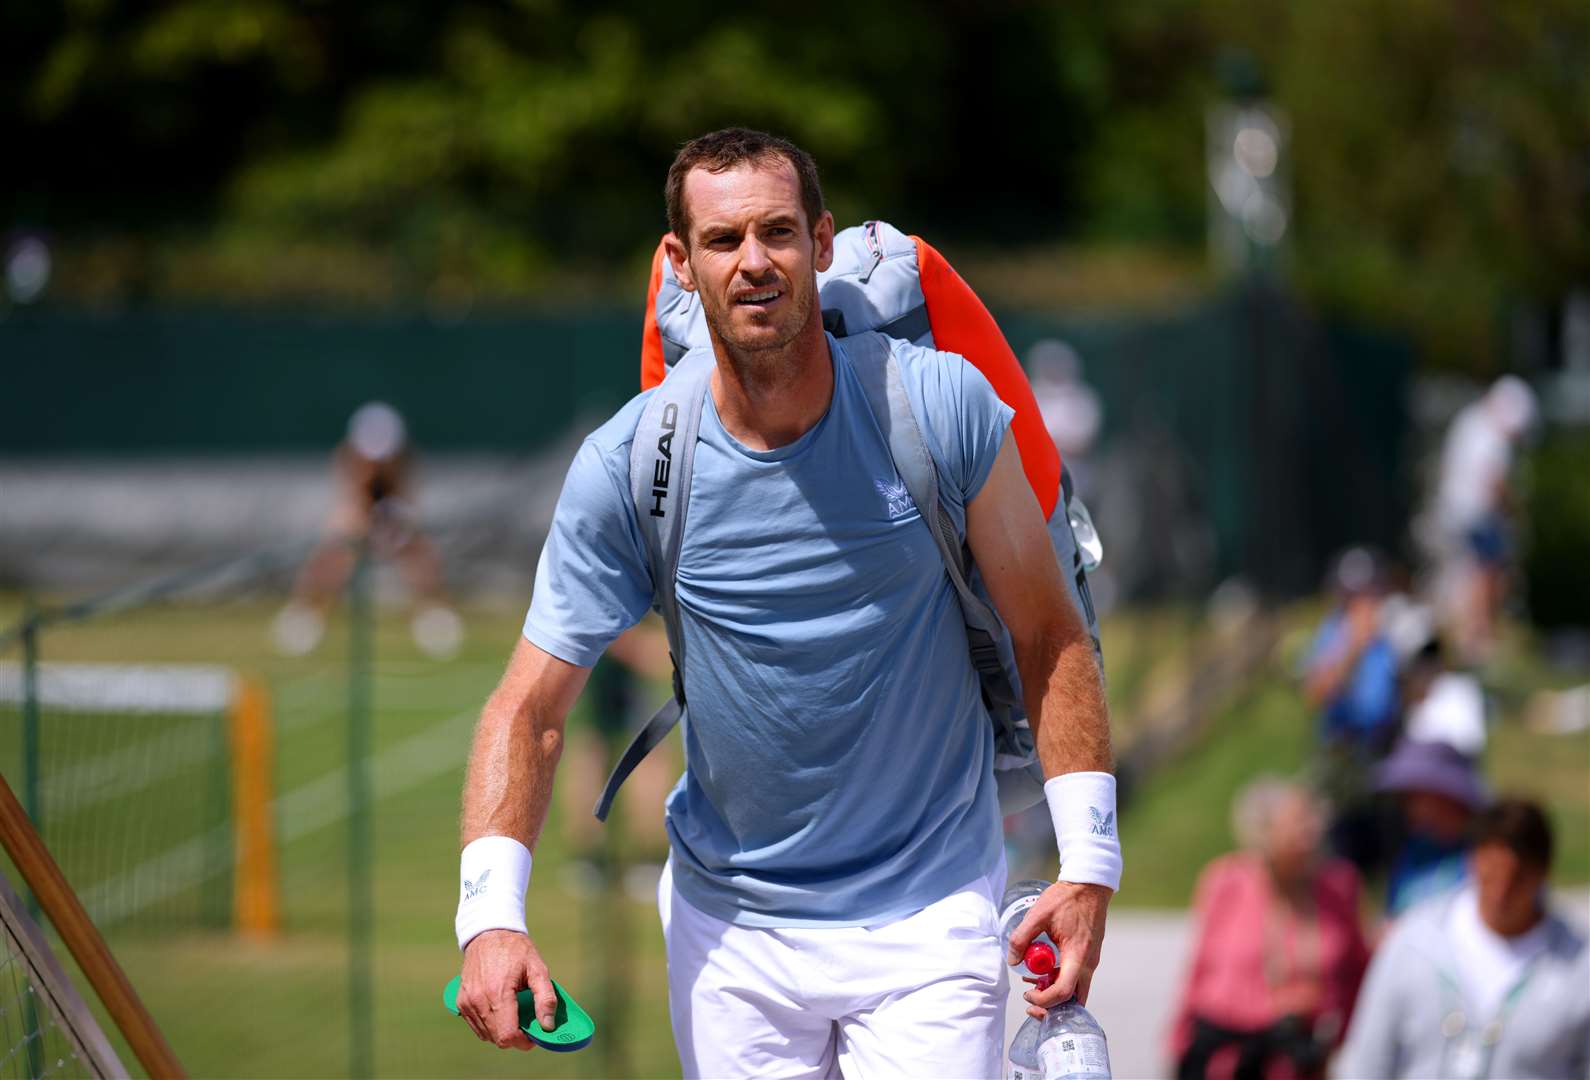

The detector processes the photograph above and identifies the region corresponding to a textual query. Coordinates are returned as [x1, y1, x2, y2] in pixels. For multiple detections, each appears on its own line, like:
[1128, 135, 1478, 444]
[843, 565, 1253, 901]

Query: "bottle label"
[1009, 1067, 1038, 1080]
[1038, 1033, 1110, 1078]
[1002, 895, 1039, 925]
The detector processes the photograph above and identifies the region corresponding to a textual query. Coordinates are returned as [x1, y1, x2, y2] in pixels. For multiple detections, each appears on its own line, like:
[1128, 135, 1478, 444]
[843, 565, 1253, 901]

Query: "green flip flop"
[443, 975, 595, 1052]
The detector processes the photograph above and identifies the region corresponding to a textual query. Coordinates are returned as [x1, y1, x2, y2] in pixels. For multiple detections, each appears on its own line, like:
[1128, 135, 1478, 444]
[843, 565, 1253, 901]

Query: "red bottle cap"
[1024, 941, 1056, 975]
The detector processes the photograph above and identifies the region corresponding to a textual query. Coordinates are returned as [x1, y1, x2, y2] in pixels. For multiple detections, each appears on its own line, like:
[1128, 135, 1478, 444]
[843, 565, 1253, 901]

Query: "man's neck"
[709, 318, 834, 452]
[1472, 885, 1547, 939]
[1485, 905, 1546, 939]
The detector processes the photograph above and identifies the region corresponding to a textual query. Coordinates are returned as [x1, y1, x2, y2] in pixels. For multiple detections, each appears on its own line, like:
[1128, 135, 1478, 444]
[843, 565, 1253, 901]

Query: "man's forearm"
[460, 687, 564, 850]
[1017, 613, 1112, 778]
[1302, 640, 1362, 708]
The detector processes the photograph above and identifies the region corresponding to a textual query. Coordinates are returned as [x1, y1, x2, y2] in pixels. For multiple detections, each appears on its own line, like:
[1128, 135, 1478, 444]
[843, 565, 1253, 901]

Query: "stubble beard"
[698, 273, 817, 394]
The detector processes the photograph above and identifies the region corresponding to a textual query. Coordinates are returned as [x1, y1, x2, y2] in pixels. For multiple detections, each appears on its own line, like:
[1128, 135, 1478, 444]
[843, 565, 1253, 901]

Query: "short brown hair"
[1473, 797, 1554, 870]
[665, 127, 825, 245]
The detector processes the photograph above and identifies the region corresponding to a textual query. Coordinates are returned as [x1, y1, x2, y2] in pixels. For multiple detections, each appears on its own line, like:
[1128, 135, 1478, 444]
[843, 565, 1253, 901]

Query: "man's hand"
[456, 930, 559, 1050]
[1007, 881, 1110, 1019]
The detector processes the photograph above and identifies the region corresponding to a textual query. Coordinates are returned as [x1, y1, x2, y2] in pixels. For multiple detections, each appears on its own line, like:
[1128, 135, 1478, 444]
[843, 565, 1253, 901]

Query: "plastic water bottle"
[998, 880, 1060, 980]
[1007, 1013, 1042, 1080]
[1001, 879, 1112, 1078]
[1036, 997, 1112, 1079]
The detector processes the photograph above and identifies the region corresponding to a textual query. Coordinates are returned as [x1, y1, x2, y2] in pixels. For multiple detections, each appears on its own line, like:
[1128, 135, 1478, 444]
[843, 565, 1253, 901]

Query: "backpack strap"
[843, 333, 1023, 745]
[594, 348, 714, 821]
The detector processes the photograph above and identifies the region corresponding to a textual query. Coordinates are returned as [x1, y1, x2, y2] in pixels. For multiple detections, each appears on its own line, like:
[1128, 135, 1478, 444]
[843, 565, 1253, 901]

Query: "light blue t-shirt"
[524, 334, 1014, 927]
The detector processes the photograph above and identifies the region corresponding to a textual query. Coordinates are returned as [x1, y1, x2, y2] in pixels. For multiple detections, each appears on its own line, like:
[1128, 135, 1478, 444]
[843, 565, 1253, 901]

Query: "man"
[1337, 798, 1589, 1078]
[451, 128, 1117, 1076]
[1301, 547, 1401, 874]
[1430, 375, 1536, 662]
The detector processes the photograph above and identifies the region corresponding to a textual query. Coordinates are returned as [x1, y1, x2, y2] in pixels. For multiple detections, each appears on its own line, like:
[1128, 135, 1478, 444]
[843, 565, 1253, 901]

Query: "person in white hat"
[272, 401, 463, 659]
[1431, 375, 1537, 661]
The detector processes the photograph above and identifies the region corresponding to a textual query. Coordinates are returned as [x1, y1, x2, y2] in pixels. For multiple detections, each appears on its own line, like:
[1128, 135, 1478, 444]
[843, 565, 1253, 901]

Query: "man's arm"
[966, 433, 1114, 1012]
[1300, 600, 1377, 709]
[454, 637, 590, 1050]
[966, 436, 1111, 777]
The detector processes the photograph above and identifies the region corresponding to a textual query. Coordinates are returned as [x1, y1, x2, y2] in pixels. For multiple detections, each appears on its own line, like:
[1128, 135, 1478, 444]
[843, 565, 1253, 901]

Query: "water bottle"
[1007, 1013, 1042, 1080]
[999, 880, 1061, 980]
[1036, 997, 1112, 1079]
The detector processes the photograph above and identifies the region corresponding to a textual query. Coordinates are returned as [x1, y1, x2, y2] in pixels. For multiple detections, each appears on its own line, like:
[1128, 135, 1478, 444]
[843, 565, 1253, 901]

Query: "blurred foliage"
[5, 1, 1587, 367]
[1524, 430, 1590, 630]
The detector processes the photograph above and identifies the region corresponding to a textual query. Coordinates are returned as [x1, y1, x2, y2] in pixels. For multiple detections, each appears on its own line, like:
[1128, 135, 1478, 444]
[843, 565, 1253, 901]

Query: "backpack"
[595, 221, 1101, 821]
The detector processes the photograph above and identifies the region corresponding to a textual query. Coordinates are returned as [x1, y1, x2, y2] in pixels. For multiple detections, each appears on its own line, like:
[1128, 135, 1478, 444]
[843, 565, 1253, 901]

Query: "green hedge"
[1525, 430, 1590, 630]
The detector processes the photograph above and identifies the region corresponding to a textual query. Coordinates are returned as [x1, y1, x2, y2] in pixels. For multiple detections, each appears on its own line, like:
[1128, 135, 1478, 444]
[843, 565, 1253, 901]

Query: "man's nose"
[738, 236, 772, 276]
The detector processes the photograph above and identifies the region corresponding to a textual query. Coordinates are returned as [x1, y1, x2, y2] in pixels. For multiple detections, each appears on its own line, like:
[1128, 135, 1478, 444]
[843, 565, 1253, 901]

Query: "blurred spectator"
[272, 401, 462, 658]
[1374, 739, 1487, 918]
[1169, 778, 1369, 1080]
[1302, 548, 1401, 872]
[1028, 338, 1103, 488]
[1028, 337, 1110, 608]
[1303, 549, 1401, 753]
[559, 623, 677, 900]
[1336, 798, 1589, 1079]
[1399, 637, 1488, 757]
[1431, 375, 1537, 662]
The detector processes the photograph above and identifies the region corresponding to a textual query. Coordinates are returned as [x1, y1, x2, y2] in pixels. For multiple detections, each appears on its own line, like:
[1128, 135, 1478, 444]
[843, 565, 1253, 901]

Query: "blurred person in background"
[1374, 738, 1487, 918]
[272, 401, 462, 659]
[558, 623, 676, 900]
[1430, 375, 1537, 663]
[1169, 778, 1369, 1080]
[1398, 634, 1488, 758]
[1336, 798, 1589, 1079]
[1301, 547, 1401, 874]
[1028, 338, 1102, 497]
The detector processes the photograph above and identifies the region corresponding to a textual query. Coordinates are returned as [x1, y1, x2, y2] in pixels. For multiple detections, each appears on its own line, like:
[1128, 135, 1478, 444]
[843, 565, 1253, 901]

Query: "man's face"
[1403, 790, 1472, 842]
[1471, 842, 1547, 935]
[667, 159, 834, 357]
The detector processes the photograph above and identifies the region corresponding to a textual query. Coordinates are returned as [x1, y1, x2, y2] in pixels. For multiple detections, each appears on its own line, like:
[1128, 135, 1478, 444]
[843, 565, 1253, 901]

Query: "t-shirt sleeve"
[908, 349, 1016, 508]
[522, 437, 654, 667]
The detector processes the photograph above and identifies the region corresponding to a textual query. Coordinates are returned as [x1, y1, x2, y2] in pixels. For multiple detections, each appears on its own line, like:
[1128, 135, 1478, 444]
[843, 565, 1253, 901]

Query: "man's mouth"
[735, 289, 782, 306]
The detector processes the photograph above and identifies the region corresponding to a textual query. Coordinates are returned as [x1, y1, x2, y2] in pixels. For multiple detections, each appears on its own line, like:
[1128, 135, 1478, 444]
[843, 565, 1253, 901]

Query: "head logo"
[876, 477, 914, 520]
[649, 402, 679, 518]
[463, 868, 491, 900]
[1089, 807, 1114, 837]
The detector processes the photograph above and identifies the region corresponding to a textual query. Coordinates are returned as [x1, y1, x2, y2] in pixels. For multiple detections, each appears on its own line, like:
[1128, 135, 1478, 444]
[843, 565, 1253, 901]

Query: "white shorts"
[658, 857, 1009, 1079]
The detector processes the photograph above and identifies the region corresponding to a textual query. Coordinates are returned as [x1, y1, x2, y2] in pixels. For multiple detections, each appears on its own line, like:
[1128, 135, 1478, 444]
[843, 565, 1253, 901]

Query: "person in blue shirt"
[1303, 548, 1401, 752]
[1374, 737, 1485, 917]
[448, 128, 1117, 1077]
[1302, 547, 1402, 874]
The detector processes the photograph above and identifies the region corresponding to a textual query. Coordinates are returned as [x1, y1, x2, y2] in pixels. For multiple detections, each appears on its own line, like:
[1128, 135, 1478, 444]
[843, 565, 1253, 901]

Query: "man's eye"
[767, 227, 793, 238]
[707, 234, 737, 246]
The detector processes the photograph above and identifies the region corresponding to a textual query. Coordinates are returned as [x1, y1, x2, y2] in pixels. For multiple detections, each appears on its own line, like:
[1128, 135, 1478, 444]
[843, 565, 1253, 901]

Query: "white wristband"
[455, 836, 532, 951]
[1045, 772, 1122, 892]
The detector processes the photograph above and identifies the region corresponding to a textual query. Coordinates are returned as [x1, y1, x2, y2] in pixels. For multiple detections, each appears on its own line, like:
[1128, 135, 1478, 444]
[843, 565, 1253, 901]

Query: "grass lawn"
[0, 594, 1583, 1076]
[1, 596, 682, 1078]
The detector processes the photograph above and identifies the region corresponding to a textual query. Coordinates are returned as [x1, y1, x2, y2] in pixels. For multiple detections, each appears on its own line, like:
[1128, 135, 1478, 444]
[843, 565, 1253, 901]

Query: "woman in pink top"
[1169, 778, 1370, 1080]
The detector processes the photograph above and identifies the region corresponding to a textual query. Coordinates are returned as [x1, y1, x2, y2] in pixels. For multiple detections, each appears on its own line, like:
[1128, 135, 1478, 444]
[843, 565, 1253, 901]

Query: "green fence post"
[348, 541, 374, 1079]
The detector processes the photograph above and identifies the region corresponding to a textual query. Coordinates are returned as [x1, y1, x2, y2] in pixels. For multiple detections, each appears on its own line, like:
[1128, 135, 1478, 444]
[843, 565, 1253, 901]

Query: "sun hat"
[1374, 738, 1488, 810]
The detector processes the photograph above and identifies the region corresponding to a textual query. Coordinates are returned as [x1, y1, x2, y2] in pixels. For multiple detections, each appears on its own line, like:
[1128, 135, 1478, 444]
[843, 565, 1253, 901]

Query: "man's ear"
[663, 231, 696, 293]
[812, 210, 836, 274]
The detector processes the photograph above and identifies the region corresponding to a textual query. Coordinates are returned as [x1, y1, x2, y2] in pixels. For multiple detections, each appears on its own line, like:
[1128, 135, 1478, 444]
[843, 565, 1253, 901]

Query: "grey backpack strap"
[594, 349, 714, 821]
[845, 334, 1023, 736]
